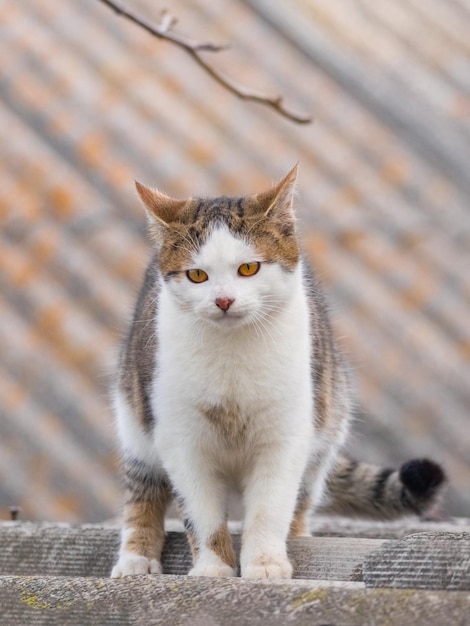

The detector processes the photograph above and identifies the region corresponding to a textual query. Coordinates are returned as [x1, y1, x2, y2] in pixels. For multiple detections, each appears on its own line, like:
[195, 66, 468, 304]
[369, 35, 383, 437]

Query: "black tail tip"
[399, 458, 446, 499]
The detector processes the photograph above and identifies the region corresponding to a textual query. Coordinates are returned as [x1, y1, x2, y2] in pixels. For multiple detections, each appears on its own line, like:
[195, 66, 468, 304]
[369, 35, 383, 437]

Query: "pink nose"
[215, 297, 234, 312]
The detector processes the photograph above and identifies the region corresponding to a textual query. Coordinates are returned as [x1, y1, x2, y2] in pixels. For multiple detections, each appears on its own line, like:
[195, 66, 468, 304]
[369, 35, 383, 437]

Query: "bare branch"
[97, 0, 312, 124]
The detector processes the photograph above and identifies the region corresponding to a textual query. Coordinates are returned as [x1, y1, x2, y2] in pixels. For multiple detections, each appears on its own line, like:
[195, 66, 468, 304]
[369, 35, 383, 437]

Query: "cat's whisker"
[247, 312, 265, 345]
[248, 311, 282, 357]
[256, 314, 276, 340]
[247, 315, 269, 352]
[143, 330, 158, 352]
[193, 319, 210, 349]
[172, 243, 198, 259]
[179, 231, 200, 258]
[243, 214, 270, 238]
[257, 302, 282, 311]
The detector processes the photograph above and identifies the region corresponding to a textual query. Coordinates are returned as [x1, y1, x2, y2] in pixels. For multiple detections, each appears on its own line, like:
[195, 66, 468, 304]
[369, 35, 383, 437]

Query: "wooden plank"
[310, 515, 470, 539]
[1, 574, 469, 626]
[364, 531, 470, 590]
[0, 523, 381, 581]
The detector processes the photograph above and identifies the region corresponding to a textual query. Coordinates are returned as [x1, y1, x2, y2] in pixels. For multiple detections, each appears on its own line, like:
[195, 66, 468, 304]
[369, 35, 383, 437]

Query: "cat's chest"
[155, 327, 309, 452]
[158, 326, 282, 408]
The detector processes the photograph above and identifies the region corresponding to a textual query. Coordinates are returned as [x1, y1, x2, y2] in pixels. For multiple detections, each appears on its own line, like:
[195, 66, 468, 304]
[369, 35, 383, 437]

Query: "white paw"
[242, 555, 293, 579]
[188, 563, 236, 578]
[111, 553, 162, 578]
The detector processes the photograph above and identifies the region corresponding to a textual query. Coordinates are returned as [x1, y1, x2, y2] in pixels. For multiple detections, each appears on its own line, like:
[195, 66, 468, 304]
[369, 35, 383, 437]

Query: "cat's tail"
[319, 456, 446, 520]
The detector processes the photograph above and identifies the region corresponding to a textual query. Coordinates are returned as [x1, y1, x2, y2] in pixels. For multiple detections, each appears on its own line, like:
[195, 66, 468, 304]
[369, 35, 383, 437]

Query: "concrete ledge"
[1, 575, 469, 626]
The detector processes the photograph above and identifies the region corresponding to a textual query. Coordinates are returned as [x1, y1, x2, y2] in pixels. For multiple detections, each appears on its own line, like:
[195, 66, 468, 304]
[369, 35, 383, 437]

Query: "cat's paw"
[242, 554, 293, 579]
[111, 553, 162, 578]
[188, 563, 236, 578]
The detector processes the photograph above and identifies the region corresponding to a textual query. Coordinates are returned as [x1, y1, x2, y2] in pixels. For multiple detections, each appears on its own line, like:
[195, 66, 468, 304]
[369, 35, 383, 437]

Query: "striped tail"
[320, 456, 446, 520]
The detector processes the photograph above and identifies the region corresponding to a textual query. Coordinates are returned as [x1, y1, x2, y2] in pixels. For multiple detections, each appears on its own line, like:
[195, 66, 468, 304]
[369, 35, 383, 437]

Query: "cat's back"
[117, 254, 161, 433]
[303, 261, 352, 437]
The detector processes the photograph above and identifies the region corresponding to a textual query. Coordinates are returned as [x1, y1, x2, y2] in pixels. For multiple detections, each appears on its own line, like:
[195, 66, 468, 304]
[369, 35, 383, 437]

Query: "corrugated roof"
[1, 0, 469, 521]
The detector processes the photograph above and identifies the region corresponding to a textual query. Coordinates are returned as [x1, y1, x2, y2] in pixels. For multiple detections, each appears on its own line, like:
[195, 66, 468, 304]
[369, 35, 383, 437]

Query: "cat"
[111, 166, 445, 579]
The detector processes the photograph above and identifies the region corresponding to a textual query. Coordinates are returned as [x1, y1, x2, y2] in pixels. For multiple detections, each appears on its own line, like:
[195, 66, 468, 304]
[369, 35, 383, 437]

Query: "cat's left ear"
[256, 164, 298, 220]
[135, 181, 187, 227]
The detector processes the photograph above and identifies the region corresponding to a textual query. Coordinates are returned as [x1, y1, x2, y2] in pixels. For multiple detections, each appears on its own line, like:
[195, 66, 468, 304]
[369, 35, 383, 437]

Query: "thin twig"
[97, 0, 312, 124]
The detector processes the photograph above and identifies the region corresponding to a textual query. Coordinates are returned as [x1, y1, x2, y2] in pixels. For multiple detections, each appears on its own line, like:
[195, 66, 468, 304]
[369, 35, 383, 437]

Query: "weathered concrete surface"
[1, 575, 469, 626]
[365, 531, 470, 591]
[0, 523, 381, 581]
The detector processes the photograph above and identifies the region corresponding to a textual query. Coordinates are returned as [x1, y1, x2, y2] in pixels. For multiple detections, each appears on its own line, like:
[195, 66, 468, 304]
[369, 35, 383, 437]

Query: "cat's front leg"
[185, 518, 236, 578]
[111, 459, 172, 578]
[164, 451, 237, 578]
[240, 439, 311, 579]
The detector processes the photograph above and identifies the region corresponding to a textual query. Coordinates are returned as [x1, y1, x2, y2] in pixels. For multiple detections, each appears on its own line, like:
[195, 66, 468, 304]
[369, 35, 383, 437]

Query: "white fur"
[114, 226, 319, 578]
[188, 552, 236, 578]
[111, 528, 162, 577]
[113, 392, 158, 467]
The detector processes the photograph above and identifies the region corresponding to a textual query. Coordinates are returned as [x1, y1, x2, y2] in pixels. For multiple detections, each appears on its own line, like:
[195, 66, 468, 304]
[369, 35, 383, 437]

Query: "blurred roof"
[1, 0, 469, 521]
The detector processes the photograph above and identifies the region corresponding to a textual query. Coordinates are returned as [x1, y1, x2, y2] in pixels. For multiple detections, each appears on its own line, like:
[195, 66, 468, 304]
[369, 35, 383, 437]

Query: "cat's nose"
[215, 297, 235, 312]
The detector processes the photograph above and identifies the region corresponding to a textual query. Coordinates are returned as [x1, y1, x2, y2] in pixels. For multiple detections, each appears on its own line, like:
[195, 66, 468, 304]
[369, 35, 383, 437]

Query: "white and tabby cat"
[111, 167, 444, 579]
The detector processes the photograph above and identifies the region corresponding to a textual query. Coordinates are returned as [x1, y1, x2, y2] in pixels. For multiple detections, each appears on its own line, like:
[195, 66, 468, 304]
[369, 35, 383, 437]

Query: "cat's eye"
[238, 262, 260, 277]
[186, 269, 209, 283]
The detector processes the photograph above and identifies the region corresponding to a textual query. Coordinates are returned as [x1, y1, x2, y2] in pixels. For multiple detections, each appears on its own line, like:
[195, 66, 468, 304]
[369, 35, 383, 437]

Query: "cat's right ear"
[135, 181, 187, 229]
[255, 165, 298, 221]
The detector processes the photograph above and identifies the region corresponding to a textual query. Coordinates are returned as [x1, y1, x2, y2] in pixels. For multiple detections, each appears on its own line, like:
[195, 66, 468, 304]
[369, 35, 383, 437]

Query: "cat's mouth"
[205, 309, 249, 328]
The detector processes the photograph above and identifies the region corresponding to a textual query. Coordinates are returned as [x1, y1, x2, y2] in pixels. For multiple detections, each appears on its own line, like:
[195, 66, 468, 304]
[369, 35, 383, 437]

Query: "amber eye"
[186, 269, 209, 283]
[238, 262, 260, 277]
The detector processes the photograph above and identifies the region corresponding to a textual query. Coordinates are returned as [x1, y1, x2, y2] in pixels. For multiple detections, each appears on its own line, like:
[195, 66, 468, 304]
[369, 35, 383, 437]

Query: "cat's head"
[136, 167, 300, 329]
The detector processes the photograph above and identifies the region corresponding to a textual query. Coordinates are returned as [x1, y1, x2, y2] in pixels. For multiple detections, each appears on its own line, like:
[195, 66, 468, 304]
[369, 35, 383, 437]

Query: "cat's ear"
[256, 165, 298, 219]
[135, 181, 187, 227]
